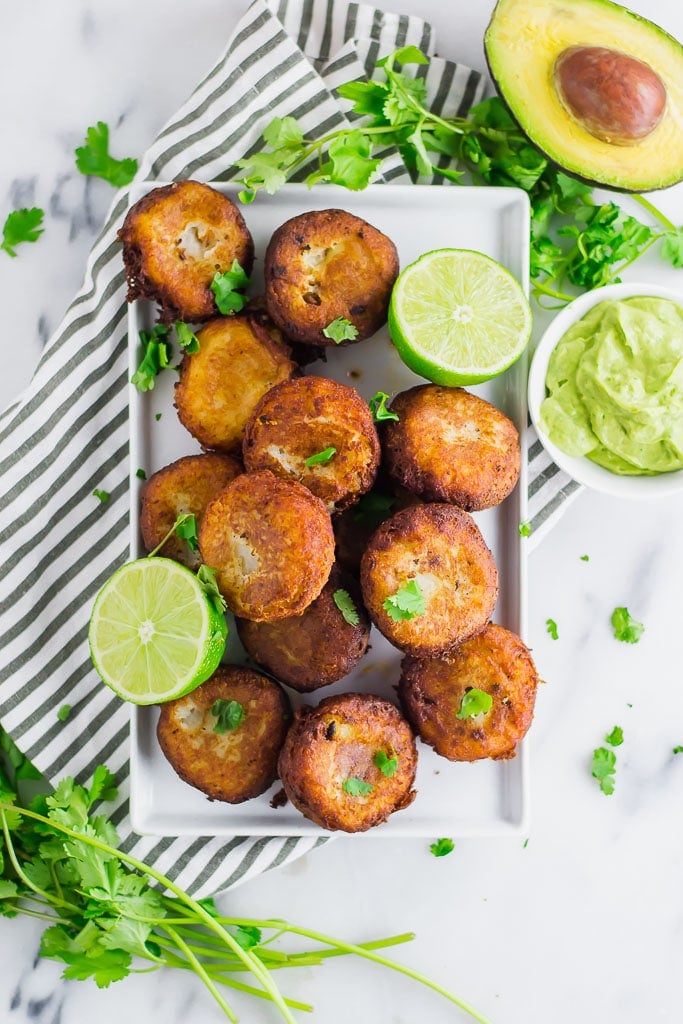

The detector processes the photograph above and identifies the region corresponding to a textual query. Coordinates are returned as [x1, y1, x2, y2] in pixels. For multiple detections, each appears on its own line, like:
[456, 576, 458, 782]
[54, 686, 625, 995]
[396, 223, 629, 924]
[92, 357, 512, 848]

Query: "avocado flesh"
[485, 0, 683, 192]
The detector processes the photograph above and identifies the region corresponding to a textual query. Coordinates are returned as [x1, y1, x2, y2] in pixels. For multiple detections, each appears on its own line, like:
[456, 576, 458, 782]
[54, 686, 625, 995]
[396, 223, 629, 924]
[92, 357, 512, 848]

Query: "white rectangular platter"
[128, 182, 530, 837]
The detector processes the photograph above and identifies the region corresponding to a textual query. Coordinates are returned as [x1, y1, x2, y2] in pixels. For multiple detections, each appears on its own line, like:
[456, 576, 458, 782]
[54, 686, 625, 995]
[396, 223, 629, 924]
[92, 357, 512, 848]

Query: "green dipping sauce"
[540, 297, 683, 475]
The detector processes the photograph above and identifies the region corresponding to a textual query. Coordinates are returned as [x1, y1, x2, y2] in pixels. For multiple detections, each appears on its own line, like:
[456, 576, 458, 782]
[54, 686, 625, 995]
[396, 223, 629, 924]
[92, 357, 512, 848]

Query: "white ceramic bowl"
[528, 281, 683, 499]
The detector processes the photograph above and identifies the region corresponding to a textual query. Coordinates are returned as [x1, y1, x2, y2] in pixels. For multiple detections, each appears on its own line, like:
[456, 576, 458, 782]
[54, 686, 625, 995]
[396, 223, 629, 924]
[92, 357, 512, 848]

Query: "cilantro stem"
[632, 194, 675, 231]
[530, 277, 575, 303]
[597, 233, 664, 285]
[163, 924, 238, 1022]
[146, 513, 192, 558]
[0, 810, 79, 915]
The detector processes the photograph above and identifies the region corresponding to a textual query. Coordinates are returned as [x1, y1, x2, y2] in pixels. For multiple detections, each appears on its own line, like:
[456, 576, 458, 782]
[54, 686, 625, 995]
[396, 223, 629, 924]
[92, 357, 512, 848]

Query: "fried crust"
[157, 665, 291, 803]
[265, 209, 399, 346]
[139, 453, 242, 569]
[360, 503, 498, 657]
[242, 376, 380, 512]
[198, 470, 335, 621]
[174, 308, 296, 453]
[235, 567, 370, 692]
[382, 385, 521, 512]
[118, 181, 254, 323]
[277, 693, 417, 832]
[398, 624, 538, 761]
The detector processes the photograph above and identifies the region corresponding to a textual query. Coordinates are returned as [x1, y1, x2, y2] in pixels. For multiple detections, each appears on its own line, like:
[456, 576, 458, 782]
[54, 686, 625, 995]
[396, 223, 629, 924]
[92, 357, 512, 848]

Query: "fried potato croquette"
[198, 470, 335, 621]
[277, 693, 417, 832]
[174, 308, 296, 453]
[236, 567, 370, 692]
[382, 385, 521, 512]
[157, 665, 291, 803]
[139, 453, 242, 569]
[265, 209, 399, 346]
[398, 624, 538, 761]
[360, 503, 498, 658]
[119, 181, 254, 322]
[242, 376, 380, 512]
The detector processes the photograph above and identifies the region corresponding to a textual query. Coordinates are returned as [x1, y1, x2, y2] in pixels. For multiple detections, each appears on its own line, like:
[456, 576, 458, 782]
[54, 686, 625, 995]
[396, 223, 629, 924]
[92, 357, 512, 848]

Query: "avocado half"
[485, 0, 683, 192]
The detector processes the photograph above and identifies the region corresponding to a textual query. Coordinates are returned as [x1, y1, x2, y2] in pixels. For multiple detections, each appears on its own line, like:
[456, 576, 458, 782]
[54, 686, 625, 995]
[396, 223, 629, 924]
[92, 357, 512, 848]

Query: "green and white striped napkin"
[0, 0, 579, 898]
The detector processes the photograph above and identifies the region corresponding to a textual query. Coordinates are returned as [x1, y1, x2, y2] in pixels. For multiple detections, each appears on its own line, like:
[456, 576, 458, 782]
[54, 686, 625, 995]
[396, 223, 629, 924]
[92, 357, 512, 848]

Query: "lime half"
[388, 249, 532, 385]
[89, 558, 227, 705]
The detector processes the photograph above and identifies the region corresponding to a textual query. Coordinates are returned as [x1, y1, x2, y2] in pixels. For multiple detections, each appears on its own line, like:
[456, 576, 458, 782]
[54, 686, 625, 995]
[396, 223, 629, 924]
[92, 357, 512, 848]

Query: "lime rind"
[89, 557, 227, 705]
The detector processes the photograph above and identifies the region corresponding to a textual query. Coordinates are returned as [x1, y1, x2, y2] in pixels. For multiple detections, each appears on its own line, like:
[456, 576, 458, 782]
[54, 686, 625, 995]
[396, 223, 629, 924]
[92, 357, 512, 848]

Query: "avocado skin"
[483, 0, 683, 194]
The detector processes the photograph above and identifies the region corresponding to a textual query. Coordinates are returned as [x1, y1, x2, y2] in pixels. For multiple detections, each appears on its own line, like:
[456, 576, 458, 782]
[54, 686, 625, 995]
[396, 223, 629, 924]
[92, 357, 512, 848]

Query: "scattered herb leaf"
[1, 207, 45, 257]
[373, 750, 398, 778]
[135, 468, 146, 480]
[353, 491, 397, 530]
[232, 925, 262, 951]
[175, 321, 200, 353]
[591, 747, 617, 795]
[518, 521, 531, 537]
[369, 391, 399, 422]
[57, 705, 72, 723]
[155, 413, 162, 422]
[430, 838, 454, 858]
[175, 514, 199, 552]
[322, 317, 359, 344]
[546, 618, 559, 640]
[305, 446, 337, 467]
[342, 777, 374, 797]
[611, 607, 644, 644]
[211, 700, 245, 734]
[523, 838, 529, 849]
[580, 554, 590, 562]
[74, 122, 138, 187]
[210, 260, 250, 315]
[333, 589, 360, 626]
[131, 325, 172, 392]
[605, 726, 624, 748]
[92, 489, 109, 503]
[383, 579, 425, 622]
[673, 746, 683, 755]
[196, 565, 227, 615]
[456, 688, 493, 720]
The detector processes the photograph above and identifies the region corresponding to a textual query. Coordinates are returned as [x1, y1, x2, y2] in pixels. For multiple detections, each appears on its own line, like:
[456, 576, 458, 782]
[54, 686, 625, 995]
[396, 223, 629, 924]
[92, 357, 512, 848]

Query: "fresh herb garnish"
[546, 618, 559, 640]
[673, 746, 683, 755]
[591, 747, 617, 795]
[57, 705, 72, 722]
[92, 489, 110, 503]
[322, 317, 359, 344]
[175, 321, 200, 353]
[342, 777, 374, 796]
[523, 838, 529, 849]
[333, 589, 360, 626]
[211, 700, 245, 734]
[611, 607, 644, 644]
[1, 207, 44, 257]
[455, 688, 493, 720]
[369, 391, 399, 422]
[580, 554, 590, 561]
[175, 513, 199, 552]
[518, 521, 531, 537]
[383, 579, 425, 622]
[210, 260, 250, 315]
[353, 491, 397, 530]
[305, 446, 337, 467]
[135, 468, 146, 480]
[155, 413, 162, 422]
[131, 325, 172, 392]
[605, 726, 624, 748]
[196, 564, 227, 615]
[430, 838, 454, 858]
[74, 122, 138, 187]
[373, 750, 398, 778]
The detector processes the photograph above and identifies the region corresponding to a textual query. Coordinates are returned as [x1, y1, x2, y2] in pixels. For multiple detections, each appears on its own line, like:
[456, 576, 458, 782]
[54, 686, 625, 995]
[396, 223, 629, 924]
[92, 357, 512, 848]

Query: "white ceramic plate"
[528, 281, 683, 499]
[128, 182, 531, 837]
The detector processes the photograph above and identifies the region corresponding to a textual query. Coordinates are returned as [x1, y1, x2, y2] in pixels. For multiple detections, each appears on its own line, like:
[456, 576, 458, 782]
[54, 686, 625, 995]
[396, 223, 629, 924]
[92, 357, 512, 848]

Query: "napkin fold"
[0, 0, 580, 897]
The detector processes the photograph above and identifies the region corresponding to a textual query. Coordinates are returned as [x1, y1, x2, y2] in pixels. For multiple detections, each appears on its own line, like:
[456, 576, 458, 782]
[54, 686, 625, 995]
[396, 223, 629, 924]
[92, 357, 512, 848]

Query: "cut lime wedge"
[88, 558, 227, 705]
[388, 249, 532, 385]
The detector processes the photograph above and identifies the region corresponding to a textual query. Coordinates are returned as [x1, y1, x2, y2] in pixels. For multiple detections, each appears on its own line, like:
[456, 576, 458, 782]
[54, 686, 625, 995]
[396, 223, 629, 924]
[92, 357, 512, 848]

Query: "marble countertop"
[1, 1, 682, 1022]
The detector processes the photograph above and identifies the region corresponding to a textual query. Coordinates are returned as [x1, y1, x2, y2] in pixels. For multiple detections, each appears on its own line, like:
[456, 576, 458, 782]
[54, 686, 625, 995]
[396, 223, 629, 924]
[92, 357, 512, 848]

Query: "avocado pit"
[553, 45, 666, 145]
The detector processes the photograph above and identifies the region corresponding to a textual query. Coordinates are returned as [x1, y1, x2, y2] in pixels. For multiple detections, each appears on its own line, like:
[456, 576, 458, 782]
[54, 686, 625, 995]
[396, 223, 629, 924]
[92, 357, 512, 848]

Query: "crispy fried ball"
[382, 385, 521, 512]
[265, 209, 399, 346]
[242, 376, 380, 513]
[139, 453, 242, 569]
[198, 470, 335, 621]
[119, 181, 254, 322]
[235, 567, 370, 692]
[277, 693, 417, 832]
[174, 308, 296, 453]
[157, 665, 291, 803]
[360, 503, 498, 658]
[398, 624, 538, 761]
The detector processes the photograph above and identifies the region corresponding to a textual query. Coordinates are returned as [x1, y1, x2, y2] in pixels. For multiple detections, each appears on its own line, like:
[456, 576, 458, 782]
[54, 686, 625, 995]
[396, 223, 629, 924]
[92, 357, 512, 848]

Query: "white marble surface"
[1, 1, 683, 1022]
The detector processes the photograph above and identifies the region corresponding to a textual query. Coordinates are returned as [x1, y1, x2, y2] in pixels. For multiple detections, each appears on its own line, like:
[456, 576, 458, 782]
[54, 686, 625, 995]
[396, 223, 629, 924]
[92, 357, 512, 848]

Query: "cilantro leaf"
[92, 489, 109, 503]
[210, 260, 251, 315]
[327, 131, 382, 190]
[580, 554, 590, 562]
[591, 747, 617, 795]
[57, 705, 72, 723]
[1, 207, 44, 257]
[75, 122, 138, 187]
[369, 391, 399, 422]
[373, 750, 398, 778]
[353, 491, 397, 531]
[518, 521, 531, 537]
[131, 325, 172, 392]
[232, 924, 262, 951]
[605, 726, 624, 747]
[175, 513, 199, 552]
[456, 688, 493, 720]
[88, 766, 118, 806]
[546, 618, 559, 640]
[322, 317, 359, 344]
[673, 746, 683, 755]
[383, 579, 425, 622]
[430, 838, 454, 858]
[135, 468, 146, 480]
[263, 116, 304, 150]
[661, 226, 683, 268]
[175, 321, 199, 353]
[211, 700, 245, 734]
[342, 777, 374, 797]
[196, 565, 227, 614]
[611, 607, 644, 644]
[378, 45, 430, 69]
[305, 446, 337, 467]
[333, 589, 360, 626]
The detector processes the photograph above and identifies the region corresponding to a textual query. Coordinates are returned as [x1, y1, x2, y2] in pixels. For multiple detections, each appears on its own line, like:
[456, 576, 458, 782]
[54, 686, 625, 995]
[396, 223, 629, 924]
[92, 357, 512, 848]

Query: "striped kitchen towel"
[0, 0, 580, 898]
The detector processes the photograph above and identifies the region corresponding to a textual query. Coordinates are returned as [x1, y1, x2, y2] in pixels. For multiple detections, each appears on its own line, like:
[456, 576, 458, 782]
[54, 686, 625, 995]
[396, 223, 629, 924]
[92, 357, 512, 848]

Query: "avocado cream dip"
[540, 297, 683, 475]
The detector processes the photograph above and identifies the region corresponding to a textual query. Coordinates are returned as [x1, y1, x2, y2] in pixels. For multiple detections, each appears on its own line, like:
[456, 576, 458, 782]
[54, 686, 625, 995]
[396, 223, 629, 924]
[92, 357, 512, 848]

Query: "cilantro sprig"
[75, 122, 138, 187]
[210, 260, 251, 315]
[1, 207, 44, 257]
[383, 579, 425, 622]
[235, 48, 683, 306]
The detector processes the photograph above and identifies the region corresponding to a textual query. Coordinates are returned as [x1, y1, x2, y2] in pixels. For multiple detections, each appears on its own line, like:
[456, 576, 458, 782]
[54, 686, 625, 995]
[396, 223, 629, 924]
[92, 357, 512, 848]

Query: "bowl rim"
[528, 281, 683, 499]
